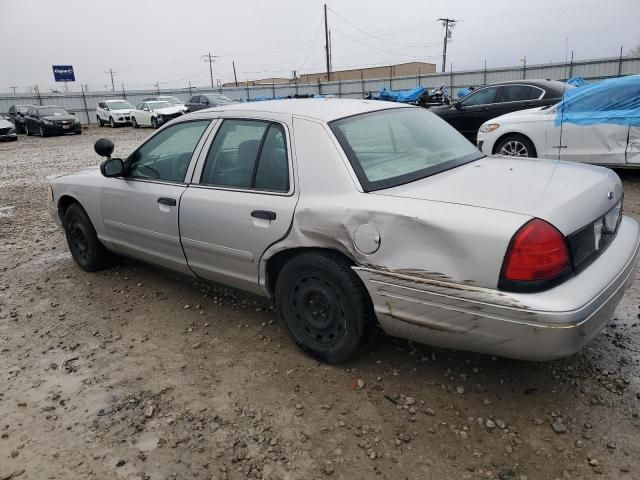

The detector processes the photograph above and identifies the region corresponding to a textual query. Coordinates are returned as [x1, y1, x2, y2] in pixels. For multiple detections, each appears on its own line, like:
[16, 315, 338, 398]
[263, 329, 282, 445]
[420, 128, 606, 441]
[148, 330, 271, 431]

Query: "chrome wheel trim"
[499, 140, 528, 157]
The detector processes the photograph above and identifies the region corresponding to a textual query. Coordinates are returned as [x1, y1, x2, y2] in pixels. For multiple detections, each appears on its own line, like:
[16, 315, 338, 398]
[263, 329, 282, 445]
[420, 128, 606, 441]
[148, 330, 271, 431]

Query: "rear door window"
[200, 119, 289, 192]
[460, 87, 499, 106]
[499, 85, 543, 102]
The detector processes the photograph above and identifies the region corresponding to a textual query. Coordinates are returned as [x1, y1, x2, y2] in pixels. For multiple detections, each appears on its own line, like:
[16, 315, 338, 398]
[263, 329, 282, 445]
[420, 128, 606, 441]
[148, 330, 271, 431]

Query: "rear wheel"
[275, 251, 377, 363]
[63, 203, 114, 272]
[495, 134, 536, 158]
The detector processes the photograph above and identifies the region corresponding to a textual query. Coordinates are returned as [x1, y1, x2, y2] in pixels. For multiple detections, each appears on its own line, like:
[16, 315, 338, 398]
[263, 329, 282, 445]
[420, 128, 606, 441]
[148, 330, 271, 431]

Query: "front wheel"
[151, 117, 158, 129]
[24, 124, 30, 136]
[275, 251, 377, 363]
[131, 117, 139, 128]
[39, 125, 46, 137]
[63, 203, 114, 272]
[495, 134, 536, 158]
[97, 116, 104, 127]
[109, 117, 116, 128]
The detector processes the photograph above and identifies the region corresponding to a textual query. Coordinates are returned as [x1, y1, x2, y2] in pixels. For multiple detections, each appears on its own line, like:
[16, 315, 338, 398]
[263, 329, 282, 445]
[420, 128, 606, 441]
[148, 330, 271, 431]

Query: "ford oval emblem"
[607, 190, 614, 200]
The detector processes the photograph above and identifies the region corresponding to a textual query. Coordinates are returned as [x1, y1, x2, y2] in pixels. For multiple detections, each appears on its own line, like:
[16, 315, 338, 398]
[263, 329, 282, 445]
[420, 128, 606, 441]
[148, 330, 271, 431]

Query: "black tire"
[275, 251, 376, 363]
[75, 130, 82, 135]
[97, 116, 104, 127]
[494, 134, 537, 158]
[132, 117, 139, 128]
[109, 117, 116, 128]
[63, 203, 114, 272]
[39, 125, 46, 137]
[151, 117, 158, 129]
[24, 124, 30, 136]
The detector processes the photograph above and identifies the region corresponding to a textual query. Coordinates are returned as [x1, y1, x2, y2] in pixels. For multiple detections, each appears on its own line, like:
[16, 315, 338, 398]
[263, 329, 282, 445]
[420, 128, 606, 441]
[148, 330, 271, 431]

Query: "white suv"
[141, 95, 188, 113]
[96, 100, 135, 127]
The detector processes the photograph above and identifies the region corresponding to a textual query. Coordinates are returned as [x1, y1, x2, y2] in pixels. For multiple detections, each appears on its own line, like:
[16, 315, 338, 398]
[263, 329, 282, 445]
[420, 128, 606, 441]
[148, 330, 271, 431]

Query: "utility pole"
[202, 52, 218, 88]
[438, 18, 457, 73]
[105, 68, 117, 91]
[324, 4, 331, 81]
[232, 61, 238, 87]
[154, 82, 160, 94]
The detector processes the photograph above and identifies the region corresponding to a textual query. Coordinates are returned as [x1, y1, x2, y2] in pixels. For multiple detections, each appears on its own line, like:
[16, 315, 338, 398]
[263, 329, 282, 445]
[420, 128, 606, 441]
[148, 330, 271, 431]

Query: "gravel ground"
[1, 126, 640, 480]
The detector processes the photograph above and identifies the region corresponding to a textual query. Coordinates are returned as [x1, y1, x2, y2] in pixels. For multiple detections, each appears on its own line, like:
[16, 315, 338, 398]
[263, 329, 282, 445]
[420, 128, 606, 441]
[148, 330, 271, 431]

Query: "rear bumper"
[354, 216, 640, 361]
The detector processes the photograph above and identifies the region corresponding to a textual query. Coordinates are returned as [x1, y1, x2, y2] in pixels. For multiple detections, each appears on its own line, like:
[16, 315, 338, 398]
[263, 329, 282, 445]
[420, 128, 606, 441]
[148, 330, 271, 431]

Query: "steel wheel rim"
[499, 140, 528, 157]
[39, 125, 44, 137]
[288, 274, 347, 348]
[110, 118, 114, 127]
[68, 218, 90, 263]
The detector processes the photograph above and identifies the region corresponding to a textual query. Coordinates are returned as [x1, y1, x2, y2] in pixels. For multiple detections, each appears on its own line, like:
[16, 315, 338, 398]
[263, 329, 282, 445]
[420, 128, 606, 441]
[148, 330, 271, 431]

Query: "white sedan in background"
[477, 75, 640, 166]
[131, 101, 184, 129]
[141, 95, 188, 113]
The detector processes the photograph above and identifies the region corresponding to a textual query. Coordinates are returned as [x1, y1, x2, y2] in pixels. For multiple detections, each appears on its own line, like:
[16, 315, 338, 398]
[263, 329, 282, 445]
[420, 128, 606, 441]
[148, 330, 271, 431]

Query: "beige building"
[225, 62, 436, 87]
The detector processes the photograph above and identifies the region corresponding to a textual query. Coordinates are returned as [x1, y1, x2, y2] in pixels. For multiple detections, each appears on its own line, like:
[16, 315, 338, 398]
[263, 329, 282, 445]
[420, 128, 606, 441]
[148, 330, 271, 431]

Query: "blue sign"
[52, 65, 75, 82]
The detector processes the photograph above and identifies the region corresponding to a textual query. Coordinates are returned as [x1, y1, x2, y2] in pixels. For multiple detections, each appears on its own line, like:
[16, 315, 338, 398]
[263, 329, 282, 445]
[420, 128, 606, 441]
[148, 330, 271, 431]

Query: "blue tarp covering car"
[374, 86, 426, 103]
[555, 75, 640, 127]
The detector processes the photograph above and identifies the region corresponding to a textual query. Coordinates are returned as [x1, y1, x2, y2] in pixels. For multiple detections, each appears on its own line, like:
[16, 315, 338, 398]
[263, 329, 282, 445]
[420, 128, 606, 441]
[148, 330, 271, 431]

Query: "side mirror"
[100, 158, 124, 178]
[453, 101, 463, 110]
[95, 138, 115, 158]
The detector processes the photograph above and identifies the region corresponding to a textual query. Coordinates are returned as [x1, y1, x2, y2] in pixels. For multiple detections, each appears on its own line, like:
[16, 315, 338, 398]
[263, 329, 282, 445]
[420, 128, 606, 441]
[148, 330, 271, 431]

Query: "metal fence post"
[121, 83, 126, 99]
[618, 46, 623, 76]
[272, 80, 276, 98]
[360, 69, 365, 97]
[338, 79, 342, 98]
[245, 83, 250, 101]
[81, 84, 90, 125]
[389, 66, 393, 89]
[318, 80, 322, 96]
[483, 59, 487, 85]
[569, 51, 574, 78]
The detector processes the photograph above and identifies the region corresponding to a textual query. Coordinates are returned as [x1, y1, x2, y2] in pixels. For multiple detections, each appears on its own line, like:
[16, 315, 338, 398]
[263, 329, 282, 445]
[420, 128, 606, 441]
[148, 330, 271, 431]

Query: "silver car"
[47, 99, 640, 363]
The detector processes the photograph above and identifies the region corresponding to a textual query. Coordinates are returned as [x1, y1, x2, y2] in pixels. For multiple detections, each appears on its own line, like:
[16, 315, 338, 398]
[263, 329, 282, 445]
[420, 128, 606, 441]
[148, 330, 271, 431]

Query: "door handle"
[251, 210, 276, 221]
[157, 197, 177, 206]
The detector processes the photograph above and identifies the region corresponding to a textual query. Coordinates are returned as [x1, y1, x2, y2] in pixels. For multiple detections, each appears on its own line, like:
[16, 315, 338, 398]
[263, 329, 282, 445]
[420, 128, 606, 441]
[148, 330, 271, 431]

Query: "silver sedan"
[47, 99, 639, 363]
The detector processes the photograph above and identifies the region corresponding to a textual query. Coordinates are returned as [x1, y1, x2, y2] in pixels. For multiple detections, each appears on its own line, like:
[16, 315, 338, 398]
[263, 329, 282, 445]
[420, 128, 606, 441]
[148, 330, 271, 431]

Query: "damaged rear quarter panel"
[259, 116, 532, 296]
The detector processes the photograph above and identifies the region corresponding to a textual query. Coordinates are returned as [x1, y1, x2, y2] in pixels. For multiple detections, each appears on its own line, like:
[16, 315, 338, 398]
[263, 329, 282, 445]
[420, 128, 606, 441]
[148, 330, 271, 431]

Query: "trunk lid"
[374, 156, 622, 235]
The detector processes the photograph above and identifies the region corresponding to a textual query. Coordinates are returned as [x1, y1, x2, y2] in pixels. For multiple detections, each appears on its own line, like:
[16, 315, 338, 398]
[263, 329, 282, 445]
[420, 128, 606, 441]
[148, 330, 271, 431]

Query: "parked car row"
[4, 104, 82, 138]
[94, 94, 236, 129]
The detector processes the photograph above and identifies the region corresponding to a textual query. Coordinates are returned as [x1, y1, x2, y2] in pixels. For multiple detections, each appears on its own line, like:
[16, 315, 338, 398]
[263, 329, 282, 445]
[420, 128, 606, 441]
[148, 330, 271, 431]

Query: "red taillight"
[502, 219, 571, 282]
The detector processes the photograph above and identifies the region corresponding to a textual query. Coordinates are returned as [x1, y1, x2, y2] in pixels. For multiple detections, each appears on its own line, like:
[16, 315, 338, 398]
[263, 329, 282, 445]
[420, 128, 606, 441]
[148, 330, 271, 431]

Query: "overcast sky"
[1, 0, 639, 93]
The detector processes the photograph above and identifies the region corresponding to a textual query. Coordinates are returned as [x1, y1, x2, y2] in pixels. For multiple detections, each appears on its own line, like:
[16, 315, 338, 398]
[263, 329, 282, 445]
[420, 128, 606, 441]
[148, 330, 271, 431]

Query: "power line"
[327, 7, 441, 49]
[438, 18, 458, 72]
[330, 27, 421, 59]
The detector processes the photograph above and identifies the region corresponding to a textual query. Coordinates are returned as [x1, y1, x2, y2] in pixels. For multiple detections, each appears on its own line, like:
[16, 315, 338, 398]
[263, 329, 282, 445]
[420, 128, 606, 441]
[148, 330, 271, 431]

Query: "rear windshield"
[37, 106, 68, 116]
[330, 107, 482, 191]
[204, 94, 235, 105]
[147, 101, 172, 110]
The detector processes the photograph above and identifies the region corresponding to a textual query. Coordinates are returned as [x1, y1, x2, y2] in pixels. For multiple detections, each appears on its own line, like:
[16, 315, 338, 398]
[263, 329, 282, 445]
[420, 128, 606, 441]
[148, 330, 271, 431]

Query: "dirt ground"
[1, 126, 640, 480]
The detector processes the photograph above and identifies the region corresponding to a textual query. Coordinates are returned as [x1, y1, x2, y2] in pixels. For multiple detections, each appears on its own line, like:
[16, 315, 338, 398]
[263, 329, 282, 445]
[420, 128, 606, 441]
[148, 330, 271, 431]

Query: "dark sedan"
[431, 80, 572, 143]
[23, 106, 82, 137]
[7, 104, 36, 133]
[185, 93, 237, 112]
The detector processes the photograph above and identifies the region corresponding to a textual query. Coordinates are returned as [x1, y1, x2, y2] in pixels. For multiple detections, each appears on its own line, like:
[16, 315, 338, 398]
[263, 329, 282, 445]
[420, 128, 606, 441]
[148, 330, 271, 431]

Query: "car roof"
[104, 99, 128, 102]
[201, 98, 405, 122]
[485, 79, 571, 94]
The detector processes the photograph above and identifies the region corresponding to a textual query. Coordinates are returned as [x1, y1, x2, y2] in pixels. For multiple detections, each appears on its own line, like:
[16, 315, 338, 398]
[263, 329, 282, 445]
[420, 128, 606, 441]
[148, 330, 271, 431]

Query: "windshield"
[204, 94, 235, 105]
[160, 96, 183, 105]
[147, 101, 172, 110]
[108, 101, 133, 110]
[330, 107, 483, 191]
[37, 106, 68, 116]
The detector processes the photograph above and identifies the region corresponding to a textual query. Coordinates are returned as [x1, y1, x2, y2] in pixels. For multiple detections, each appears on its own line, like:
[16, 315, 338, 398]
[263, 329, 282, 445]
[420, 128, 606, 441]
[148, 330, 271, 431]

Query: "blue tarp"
[566, 77, 587, 87]
[555, 75, 640, 127]
[377, 86, 426, 103]
[457, 87, 474, 99]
